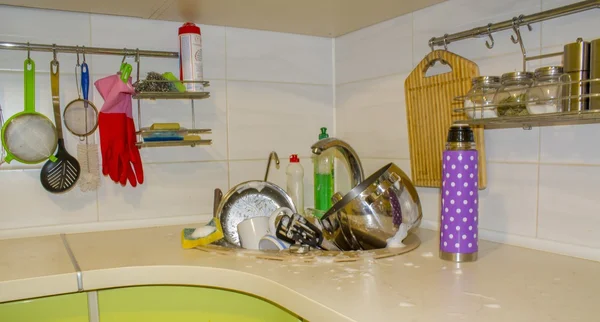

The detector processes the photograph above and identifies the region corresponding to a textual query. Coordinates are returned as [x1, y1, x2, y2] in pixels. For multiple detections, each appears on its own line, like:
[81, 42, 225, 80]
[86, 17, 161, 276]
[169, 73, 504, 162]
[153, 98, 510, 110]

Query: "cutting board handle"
[422, 50, 453, 76]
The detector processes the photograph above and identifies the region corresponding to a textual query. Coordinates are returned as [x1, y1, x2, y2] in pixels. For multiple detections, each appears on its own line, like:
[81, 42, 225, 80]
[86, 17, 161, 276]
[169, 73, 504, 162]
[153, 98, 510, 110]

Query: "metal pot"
[319, 163, 422, 250]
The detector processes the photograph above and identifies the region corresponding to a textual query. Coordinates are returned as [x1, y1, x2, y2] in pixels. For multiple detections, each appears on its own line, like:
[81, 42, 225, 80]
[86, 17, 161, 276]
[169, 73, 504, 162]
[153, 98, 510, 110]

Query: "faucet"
[264, 151, 280, 181]
[311, 137, 364, 188]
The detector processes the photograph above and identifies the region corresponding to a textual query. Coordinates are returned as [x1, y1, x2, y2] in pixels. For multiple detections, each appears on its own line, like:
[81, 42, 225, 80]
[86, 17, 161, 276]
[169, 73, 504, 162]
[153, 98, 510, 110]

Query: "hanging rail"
[0, 41, 178, 58]
[428, 0, 600, 48]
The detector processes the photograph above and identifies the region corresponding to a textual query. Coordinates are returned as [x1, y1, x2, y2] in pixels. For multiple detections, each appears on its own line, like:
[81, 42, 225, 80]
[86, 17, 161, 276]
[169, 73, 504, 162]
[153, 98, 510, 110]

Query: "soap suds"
[245, 265, 252, 268]
[336, 286, 342, 291]
[421, 252, 434, 258]
[398, 302, 415, 308]
[190, 226, 216, 239]
[484, 304, 501, 309]
[386, 223, 409, 248]
[385, 258, 395, 262]
[463, 292, 496, 301]
[344, 268, 359, 273]
[404, 262, 414, 267]
[314, 256, 335, 264]
[414, 266, 420, 268]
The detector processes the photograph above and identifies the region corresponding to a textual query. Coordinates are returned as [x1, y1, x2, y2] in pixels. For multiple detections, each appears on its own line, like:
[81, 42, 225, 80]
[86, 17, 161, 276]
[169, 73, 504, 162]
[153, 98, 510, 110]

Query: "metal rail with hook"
[0, 40, 178, 58]
[427, 0, 600, 70]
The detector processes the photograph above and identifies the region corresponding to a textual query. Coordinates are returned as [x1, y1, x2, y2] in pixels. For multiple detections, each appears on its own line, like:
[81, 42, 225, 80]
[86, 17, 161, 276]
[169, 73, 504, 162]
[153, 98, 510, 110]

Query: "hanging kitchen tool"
[119, 52, 132, 83]
[63, 51, 100, 191]
[64, 53, 99, 137]
[40, 53, 81, 193]
[1, 56, 58, 164]
[405, 49, 487, 189]
[217, 181, 297, 247]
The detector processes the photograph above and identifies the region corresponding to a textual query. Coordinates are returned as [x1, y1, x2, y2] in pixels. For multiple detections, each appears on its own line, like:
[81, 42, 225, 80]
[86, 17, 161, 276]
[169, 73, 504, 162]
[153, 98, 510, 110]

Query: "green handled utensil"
[1, 58, 58, 164]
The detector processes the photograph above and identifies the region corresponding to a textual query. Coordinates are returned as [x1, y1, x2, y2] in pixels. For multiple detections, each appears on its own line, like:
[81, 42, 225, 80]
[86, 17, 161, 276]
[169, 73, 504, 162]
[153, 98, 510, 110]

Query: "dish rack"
[453, 77, 600, 129]
[132, 62, 213, 148]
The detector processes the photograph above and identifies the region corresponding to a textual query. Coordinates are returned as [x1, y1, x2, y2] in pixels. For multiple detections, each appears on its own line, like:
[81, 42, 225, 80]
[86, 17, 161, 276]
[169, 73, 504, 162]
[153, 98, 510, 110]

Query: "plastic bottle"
[314, 127, 334, 214]
[439, 124, 479, 263]
[286, 154, 304, 214]
[178, 22, 204, 92]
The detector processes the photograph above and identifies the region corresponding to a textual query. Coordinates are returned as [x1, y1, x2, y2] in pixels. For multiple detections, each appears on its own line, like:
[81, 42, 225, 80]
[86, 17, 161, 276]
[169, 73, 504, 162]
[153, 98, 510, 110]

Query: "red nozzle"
[289, 154, 300, 163]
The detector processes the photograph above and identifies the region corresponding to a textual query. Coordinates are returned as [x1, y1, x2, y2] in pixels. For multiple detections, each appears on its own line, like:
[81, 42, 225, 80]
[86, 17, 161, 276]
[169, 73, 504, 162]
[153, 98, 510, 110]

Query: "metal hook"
[510, 18, 520, 44]
[510, 17, 528, 71]
[121, 49, 128, 64]
[442, 34, 449, 51]
[135, 48, 140, 63]
[485, 23, 495, 49]
[518, 14, 533, 32]
[82, 46, 86, 63]
[75, 46, 80, 66]
[52, 44, 57, 61]
[26, 42, 30, 60]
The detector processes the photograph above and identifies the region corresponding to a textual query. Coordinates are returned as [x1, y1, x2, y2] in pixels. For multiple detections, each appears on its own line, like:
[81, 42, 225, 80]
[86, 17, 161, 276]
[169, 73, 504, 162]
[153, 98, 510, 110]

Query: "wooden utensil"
[404, 50, 487, 189]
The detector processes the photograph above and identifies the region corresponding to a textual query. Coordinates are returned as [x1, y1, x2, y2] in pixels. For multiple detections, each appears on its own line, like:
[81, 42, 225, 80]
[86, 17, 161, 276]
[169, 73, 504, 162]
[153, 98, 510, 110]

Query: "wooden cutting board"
[404, 50, 487, 189]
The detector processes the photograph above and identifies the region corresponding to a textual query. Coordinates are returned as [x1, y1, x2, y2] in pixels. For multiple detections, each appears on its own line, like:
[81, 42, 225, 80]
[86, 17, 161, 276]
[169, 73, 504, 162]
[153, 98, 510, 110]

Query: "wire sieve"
[63, 61, 98, 138]
[1, 58, 57, 164]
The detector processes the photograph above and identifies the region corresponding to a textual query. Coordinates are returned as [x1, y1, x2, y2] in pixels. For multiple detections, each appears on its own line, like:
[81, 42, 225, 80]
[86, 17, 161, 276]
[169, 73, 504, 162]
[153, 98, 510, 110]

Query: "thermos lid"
[447, 124, 474, 143]
[563, 37, 590, 72]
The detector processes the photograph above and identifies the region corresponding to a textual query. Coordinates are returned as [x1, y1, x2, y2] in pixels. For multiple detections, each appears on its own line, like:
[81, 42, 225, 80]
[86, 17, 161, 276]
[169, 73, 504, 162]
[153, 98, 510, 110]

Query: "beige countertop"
[1, 225, 598, 322]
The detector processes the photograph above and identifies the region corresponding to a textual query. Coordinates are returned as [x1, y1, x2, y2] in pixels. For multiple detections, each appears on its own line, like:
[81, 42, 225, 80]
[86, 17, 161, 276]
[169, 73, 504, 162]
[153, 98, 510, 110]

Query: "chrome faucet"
[264, 151, 280, 181]
[311, 137, 364, 188]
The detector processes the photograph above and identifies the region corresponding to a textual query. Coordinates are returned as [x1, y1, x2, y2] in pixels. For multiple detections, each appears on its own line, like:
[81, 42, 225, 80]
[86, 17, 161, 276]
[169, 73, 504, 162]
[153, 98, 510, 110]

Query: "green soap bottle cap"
[319, 127, 329, 140]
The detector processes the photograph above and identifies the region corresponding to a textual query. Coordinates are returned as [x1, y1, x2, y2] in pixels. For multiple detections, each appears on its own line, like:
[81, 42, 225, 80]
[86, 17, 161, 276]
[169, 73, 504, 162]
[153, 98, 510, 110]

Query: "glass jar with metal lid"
[526, 66, 565, 114]
[492, 71, 534, 117]
[463, 76, 501, 119]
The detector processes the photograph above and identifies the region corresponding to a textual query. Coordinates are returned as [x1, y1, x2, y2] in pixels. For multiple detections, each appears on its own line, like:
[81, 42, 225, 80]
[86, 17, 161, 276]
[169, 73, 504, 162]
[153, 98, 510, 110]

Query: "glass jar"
[463, 76, 501, 119]
[493, 71, 534, 117]
[526, 66, 564, 114]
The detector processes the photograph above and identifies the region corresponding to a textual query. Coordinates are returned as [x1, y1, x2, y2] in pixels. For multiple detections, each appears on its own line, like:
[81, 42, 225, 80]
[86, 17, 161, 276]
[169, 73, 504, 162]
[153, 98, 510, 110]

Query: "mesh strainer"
[1, 58, 57, 164]
[64, 62, 98, 137]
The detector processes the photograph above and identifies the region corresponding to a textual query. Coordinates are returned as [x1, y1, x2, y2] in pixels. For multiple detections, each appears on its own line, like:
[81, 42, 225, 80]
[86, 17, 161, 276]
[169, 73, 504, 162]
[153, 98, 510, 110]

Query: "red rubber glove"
[125, 117, 144, 186]
[98, 112, 128, 184]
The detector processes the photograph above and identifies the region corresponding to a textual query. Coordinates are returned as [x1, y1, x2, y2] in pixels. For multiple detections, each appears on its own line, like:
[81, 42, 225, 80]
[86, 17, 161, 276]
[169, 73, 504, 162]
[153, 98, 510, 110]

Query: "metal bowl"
[217, 181, 297, 247]
[320, 163, 422, 250]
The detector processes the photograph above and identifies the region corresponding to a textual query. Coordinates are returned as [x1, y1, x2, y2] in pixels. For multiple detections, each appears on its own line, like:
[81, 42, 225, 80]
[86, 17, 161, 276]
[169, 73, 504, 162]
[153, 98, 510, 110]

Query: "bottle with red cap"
[178, 22, 203, 92]
[286, 154, 304, 214]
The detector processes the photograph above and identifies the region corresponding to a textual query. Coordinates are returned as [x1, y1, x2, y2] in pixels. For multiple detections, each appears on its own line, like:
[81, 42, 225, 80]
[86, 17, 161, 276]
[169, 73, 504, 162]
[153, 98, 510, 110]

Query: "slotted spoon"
[40, 58, 81, 193]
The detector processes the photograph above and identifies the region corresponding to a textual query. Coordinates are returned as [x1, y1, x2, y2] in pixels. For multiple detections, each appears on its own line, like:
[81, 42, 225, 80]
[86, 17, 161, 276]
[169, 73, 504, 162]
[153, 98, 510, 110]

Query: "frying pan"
[1, 58, 57, 164]
[217, 181, 297, 247]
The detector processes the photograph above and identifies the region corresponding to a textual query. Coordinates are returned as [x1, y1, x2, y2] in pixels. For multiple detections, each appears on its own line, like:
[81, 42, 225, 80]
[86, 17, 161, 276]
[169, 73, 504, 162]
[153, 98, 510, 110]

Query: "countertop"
[0, 225, 598, 322]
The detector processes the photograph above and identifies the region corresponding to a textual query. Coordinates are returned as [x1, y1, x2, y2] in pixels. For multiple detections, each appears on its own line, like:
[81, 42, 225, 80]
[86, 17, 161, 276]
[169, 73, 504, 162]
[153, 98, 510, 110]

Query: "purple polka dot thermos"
[440, 124, 479, 262]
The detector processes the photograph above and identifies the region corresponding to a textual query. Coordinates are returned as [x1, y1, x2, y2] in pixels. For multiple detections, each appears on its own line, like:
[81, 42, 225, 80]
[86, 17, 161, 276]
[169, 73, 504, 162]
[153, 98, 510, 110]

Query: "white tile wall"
[2, 0, 600, 261]
[335, 0, 600, 260]
[0, 5, 333, 237]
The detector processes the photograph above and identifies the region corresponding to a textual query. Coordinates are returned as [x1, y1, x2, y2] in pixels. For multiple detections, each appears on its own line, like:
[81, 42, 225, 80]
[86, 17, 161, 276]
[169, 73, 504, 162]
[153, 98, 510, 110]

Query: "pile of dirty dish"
[182, 137, 423, 253]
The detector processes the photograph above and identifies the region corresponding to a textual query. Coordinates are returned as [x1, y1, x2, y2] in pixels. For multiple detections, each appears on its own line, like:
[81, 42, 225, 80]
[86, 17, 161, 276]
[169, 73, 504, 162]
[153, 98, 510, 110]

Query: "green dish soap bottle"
[314, 127, 334, 216]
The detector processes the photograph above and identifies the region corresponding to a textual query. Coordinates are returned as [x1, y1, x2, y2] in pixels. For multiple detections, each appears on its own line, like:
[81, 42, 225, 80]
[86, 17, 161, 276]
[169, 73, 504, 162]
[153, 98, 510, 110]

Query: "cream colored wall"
[334, 0, 600, 261]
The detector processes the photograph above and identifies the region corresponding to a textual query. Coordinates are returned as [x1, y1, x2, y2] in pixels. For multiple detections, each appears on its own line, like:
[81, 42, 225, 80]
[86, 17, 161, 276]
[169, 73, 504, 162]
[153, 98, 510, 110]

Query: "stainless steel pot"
[319, 163, 422, 251]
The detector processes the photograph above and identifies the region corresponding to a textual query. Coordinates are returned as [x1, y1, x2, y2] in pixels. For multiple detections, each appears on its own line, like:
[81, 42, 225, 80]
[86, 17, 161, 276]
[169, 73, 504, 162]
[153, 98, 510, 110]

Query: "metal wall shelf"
[133, 92, 210, 100]
[136, 139, 213, 148]
[455, 110, 600, 129]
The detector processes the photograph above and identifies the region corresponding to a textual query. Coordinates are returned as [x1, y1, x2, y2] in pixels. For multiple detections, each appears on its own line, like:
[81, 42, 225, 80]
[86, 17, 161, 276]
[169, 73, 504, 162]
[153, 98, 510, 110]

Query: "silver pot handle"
[365, 172, 401, 205]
